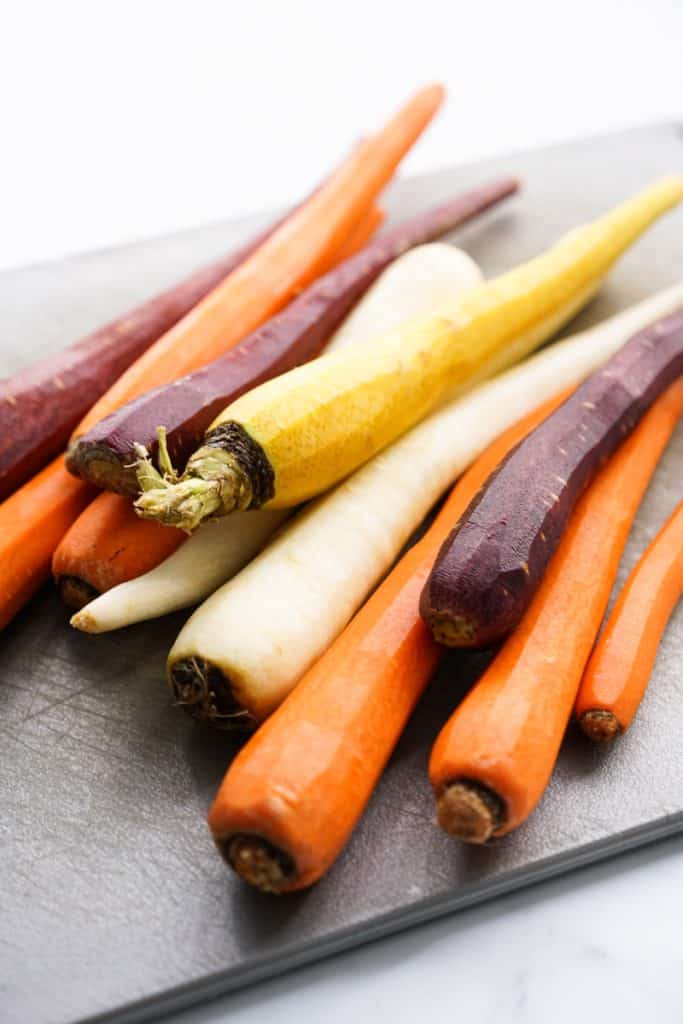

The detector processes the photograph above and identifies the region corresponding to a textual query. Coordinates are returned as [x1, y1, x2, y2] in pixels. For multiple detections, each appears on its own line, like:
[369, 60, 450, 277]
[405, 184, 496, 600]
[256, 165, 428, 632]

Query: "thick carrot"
[208, 393, 567, 892]
[429, 378, 683, 843]
[576, 498, 683, 741]
[75, 85, 444, 436]
[0, 86, 441, 627]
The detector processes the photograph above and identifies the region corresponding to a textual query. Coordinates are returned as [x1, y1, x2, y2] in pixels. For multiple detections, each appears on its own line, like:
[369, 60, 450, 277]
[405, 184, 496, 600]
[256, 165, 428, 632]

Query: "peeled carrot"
[576, 497, 683, 741]
[429, 378, 683, 843]
[208, 393, 566, 892]
[0, 86, 442, 627]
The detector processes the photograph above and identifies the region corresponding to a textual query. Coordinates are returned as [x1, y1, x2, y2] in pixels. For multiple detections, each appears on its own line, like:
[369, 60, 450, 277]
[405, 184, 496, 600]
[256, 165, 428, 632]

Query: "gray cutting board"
[1, 124, 682, 1024]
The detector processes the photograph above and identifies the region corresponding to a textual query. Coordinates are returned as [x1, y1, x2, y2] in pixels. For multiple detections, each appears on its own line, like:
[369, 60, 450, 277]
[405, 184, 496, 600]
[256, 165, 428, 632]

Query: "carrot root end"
[579, 709, 621, 742]
[168, 657, 256, 730]
[436, 780, 505, 843]
[221, 834, 295, 893]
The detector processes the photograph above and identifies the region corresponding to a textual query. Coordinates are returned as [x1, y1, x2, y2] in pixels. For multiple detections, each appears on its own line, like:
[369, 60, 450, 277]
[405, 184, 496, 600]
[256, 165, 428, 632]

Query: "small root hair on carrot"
[169, 656, 256, 730]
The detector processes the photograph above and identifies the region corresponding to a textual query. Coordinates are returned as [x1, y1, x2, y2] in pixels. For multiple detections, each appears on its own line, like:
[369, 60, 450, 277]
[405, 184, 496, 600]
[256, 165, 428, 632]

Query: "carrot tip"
[425, 611, 478, 648]
[579, 709, 621, 743]
[168, 657, 256, 730]
[436, 781, 504, 843]
[222, 835, 295, 893]
[58, 575, 100, 611]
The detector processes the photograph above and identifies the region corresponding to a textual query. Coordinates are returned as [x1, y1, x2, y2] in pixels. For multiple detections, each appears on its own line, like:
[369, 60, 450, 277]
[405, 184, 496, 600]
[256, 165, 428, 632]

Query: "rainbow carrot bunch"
[2, 82, 683, 901]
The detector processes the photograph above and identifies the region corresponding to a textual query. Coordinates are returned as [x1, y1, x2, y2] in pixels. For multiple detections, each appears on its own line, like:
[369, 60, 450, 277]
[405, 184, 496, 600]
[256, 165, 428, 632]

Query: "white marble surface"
[2, 2, 683, 1021]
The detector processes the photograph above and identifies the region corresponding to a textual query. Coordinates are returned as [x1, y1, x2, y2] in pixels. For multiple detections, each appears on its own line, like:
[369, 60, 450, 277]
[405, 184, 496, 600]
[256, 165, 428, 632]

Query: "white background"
[2, 1, 682, 1021]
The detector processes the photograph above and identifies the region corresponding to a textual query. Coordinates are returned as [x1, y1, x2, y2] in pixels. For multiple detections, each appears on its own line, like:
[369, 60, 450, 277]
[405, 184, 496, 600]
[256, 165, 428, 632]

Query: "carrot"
[576, 498, 683, 741]
[135, 178, 683, 531]
[429, 378, 683, 843]
[208, 393, 566, 892]
[420, 305, 683, 648]
[0, 86, 441, 627]
[54, 493, 185, 608]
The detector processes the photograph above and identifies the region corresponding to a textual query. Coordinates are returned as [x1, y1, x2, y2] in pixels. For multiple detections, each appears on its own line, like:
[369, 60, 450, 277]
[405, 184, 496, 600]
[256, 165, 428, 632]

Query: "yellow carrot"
[135, 178, 683, 532]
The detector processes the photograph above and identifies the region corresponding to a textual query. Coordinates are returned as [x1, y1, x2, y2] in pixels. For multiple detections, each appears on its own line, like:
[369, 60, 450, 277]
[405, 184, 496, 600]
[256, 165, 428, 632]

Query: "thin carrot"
[429, 377, 683, 843]
[0, 87, 441, 627]
[208, 392, 567, 892]
[576, 497, 683, 741]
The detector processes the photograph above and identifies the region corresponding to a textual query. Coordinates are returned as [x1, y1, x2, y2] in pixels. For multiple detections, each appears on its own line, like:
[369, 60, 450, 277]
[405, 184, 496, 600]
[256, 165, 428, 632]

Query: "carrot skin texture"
[576, 497, 683, 736]
[208, 394, 565, 891]
[68, 179, 518, 494]
[429, 378, 683, 838]
[0, 215, 294, 502]
[421, 307, 683, 648]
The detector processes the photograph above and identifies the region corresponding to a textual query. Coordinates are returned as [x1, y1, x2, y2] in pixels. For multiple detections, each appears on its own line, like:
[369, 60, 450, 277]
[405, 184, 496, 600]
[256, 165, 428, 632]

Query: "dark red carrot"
[0, 211, 300, 502]
[66, 179, 519, 494]
[420, 307, 683, 648]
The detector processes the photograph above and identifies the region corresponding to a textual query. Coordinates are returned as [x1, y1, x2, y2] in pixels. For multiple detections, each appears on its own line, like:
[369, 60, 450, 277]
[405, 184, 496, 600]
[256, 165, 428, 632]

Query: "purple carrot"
[420, 306, 683, 649]
[66, 178, 519, 495]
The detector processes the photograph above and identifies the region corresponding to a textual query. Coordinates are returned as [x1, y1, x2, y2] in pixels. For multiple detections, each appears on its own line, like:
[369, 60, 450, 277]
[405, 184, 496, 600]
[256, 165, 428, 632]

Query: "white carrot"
[167, 281, 683, 727]
[71, 245, 483, 633]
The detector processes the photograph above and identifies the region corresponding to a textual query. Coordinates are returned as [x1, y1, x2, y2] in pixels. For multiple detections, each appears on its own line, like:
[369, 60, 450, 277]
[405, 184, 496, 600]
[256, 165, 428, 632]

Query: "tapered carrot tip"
[436, 781, 504, 843]
[222, 835, 294, 893]
[579, 709, 621, 743]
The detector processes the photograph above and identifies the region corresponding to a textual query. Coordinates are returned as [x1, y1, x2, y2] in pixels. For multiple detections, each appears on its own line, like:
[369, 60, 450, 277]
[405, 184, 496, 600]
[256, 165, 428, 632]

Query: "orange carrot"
[208, 392, 566, 892]
[0, 86, 441, 627]
[53, 493, 184, 607]
[576, 497, 683, 741]
[0, 464, 96, 629]
[429, 378, 683, 843]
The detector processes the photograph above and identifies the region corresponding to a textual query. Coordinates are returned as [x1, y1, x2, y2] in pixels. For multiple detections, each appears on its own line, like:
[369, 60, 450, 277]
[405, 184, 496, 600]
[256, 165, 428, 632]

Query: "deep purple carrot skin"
[66, 178, 520, 495]
[0, 217, 292, 502]
[420, 307, 683, 649]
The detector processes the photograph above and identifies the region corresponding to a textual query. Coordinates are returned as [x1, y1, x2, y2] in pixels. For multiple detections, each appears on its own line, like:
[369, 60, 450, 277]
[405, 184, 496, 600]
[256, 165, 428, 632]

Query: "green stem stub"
[133, 422, 275, 532]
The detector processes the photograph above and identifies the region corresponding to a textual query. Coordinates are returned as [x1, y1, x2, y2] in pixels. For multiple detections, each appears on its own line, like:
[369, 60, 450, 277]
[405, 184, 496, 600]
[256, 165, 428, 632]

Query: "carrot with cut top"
[0, 85, 442, 628]
[576, 498, 683, 742]
[429, 378, 683, 844]
[208, 393, 566, 892]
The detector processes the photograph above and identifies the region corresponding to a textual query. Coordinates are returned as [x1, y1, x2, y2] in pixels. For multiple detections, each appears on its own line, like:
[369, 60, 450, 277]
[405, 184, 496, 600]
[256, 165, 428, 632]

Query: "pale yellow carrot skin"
[136, 178, 683, 526]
